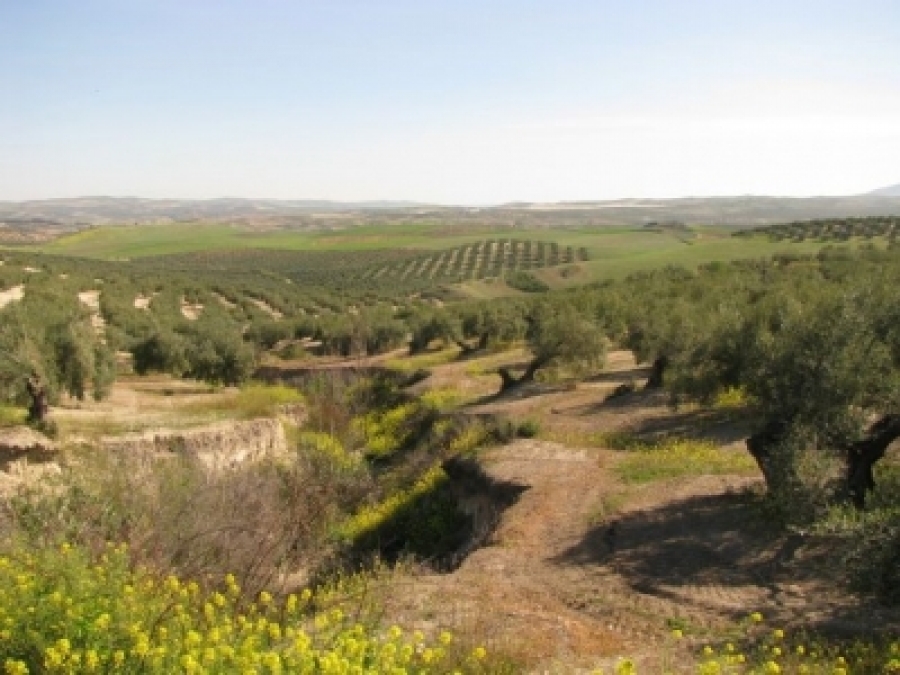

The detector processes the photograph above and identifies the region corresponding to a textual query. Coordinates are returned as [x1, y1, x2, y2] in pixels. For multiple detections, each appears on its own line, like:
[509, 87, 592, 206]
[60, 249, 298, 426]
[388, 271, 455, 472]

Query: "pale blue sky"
[2, 1, 899, 203]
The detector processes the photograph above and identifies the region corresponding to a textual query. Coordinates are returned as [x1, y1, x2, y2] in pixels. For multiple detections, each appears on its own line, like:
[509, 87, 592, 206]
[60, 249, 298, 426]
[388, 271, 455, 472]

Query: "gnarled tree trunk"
[25, 375, 48, 423]
[497, 367, 518, 392]
[845, 414, 900, 509]
[453, 338, 478, 356]
[644, 355, 668, 389]
[746, 419, 790, 490]
[497, 356, 548, 392]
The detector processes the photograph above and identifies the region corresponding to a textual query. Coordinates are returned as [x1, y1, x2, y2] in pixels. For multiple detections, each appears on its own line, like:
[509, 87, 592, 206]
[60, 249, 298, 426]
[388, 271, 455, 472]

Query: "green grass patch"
[666, 611, 900, 673]
[614, 436, 757, 483]
[462, 347, 528, 377]
[0, 405, 27, 427]
[336, 463, 448, 543]
[384, 347, 460, 373]
[418, 388, 464, 412]
[54, 415, 148, 442]
[713, 386, 751, 410]
[187, 382, 304, 420]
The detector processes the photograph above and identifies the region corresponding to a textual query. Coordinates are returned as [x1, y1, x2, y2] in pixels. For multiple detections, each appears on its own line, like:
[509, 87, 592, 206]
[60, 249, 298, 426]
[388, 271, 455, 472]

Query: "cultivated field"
[18, 219, 841, 291]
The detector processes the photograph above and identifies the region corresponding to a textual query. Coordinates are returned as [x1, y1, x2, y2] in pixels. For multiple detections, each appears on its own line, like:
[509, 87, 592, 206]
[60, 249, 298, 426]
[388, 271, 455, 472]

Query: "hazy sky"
[2, 1, 899, 203]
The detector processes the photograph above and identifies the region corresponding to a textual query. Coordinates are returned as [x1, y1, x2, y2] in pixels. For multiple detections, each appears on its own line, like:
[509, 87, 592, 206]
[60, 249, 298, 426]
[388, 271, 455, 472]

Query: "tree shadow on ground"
[564, 390, 752, 446]
[584, 364, 651, 384]
[554, 488, 774, 588]
[552, 488, 900, 636]
[465, 379, 577, 407]
[624, 410, 752, 446]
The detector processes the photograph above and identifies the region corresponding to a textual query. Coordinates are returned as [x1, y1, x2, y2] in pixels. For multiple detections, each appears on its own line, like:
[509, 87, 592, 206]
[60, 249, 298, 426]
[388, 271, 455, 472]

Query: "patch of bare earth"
[181, 297, 204, 320]
[380, 350, 900, 672]
[249, 297, 283, 319]
[0, 284, 23, 308]
[77, 290, 106, 336]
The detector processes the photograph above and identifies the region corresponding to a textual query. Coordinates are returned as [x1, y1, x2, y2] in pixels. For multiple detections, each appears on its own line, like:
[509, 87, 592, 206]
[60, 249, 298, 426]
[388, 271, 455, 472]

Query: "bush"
[516, 419, 541, 438]
[504, 271, 549, 293]
[3, 452, 339, 599]
[335, 462, 470, 562]
[842, 512, 900, 605]
[0, 542, 475, 674]
[232, 382, 304, 419]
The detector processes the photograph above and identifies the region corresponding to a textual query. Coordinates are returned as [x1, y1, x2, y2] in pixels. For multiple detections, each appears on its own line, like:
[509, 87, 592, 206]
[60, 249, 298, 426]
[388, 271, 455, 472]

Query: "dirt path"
[388, 440, 629, 669]
[386, 436, 900, 671]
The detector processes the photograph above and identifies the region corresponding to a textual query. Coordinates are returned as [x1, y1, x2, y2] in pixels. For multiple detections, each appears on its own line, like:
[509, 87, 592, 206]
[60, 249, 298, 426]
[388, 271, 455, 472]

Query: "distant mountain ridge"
[3, 194, 900, 232]
[0, 197, 428, 225]
[868, 184, 900, 197]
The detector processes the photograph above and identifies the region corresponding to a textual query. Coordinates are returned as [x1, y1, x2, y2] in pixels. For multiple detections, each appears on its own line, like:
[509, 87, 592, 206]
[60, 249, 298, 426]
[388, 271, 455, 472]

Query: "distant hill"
[498, 195, 900, 228]
[3, 195, 900, 236]
[868, 184, 900, 197]
[0, 197, 428, 225]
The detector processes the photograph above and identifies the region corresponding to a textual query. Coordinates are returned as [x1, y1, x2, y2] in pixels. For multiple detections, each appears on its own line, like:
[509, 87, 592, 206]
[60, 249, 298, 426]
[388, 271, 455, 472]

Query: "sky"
[2, 0, 899, 204]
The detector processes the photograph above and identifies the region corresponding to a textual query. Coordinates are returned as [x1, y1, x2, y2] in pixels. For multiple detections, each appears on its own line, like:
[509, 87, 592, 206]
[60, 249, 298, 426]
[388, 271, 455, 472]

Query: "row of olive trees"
[6, 246, 900, 516]
[578, 256, 900, 513]
[0, 288, 114, 423]
[406, 250, 900, 514]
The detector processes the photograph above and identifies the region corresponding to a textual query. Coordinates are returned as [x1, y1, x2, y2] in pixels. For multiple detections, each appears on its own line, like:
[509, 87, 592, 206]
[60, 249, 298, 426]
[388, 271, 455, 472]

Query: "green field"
[21, 221, 842, 293]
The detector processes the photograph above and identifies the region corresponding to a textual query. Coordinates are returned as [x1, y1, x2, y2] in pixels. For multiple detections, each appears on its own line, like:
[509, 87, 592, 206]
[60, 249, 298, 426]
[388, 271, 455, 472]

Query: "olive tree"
[498, 301, 606, 392]
[0, 290, 116, 424]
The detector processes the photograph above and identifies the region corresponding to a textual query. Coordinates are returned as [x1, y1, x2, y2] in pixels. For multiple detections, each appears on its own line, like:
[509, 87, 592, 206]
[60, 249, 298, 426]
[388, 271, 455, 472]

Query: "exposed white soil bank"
[100, 418, 287, 471]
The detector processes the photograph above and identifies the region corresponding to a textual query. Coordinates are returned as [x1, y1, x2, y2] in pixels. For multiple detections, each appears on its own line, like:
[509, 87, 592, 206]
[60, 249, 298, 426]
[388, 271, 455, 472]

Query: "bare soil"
[0, 284, 24, 308]
[380, 350, 900, 672]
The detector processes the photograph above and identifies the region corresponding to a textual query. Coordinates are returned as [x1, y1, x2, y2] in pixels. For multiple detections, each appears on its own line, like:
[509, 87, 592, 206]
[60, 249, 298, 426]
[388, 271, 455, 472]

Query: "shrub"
[0, 542, 477, 674]
[232, 382, 304, 419]
[352, 402, 424, 460]
[516, 419, 541, 438]
[3, 452, 339, 599]
[504, 271, 549, 293]
[841, 511, 900, 605]
[336, 463, 447, 544]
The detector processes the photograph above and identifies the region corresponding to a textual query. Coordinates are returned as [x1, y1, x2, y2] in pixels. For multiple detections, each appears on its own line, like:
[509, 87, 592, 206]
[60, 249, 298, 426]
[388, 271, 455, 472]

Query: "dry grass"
[185, 382, 304, 420]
